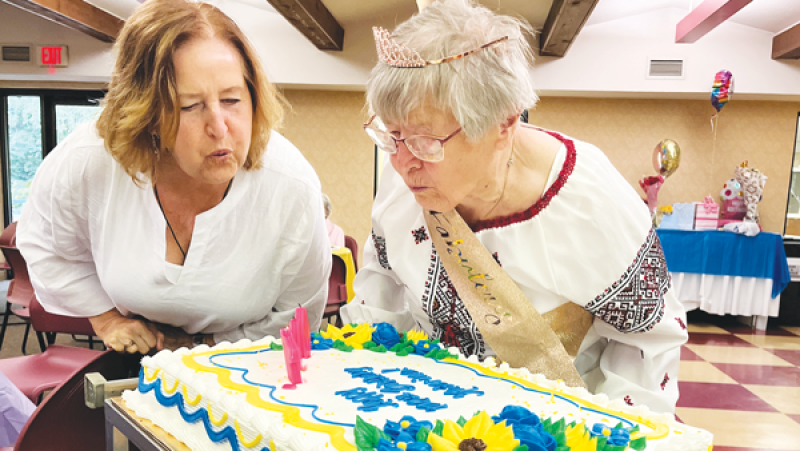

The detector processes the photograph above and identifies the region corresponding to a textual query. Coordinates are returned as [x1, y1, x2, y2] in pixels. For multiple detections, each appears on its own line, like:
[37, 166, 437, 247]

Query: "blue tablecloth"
[656, 229, 790, 298]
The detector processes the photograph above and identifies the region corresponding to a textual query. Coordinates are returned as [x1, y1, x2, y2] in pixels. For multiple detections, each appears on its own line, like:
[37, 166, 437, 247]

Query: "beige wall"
[280, 91, 800, 252]
[279, 90, 374, 252]
[531, 98, 799, 234]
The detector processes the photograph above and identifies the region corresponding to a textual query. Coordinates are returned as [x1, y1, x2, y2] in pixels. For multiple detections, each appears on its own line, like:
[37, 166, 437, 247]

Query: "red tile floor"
[677, 311, 800, 450]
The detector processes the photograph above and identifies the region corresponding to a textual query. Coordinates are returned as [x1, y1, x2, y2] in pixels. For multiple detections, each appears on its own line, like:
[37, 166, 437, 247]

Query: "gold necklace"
[482, 148, 514, 221]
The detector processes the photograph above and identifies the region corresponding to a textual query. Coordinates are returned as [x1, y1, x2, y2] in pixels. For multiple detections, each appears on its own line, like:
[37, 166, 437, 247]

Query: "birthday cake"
[122, 323, 713, 451]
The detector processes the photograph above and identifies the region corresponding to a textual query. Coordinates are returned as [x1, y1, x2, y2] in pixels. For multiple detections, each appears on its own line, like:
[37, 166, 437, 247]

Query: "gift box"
[658, 203, 696, 230]
[694, 196, 719, 230]
[718, 198, 747, 226]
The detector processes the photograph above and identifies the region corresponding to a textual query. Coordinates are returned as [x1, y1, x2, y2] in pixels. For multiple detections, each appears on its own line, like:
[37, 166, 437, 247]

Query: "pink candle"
[280, 328, 301, 389]
[296, 306, 311, 358]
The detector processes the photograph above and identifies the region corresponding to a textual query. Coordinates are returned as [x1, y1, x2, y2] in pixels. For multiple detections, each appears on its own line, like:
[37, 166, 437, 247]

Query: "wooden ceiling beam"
[1, 0, 123, 43]
[675, 0, 752, 44]
[265, 0, 344, 51]
[539, 0, 599, 58]
[773, 22, 800, 60]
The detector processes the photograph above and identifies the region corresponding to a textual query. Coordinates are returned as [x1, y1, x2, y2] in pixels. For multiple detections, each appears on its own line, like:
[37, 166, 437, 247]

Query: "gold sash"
[424, 209, 593, 388]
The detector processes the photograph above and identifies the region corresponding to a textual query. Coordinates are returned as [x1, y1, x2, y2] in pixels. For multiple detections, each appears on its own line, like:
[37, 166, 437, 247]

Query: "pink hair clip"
[372, 26, 508, 69]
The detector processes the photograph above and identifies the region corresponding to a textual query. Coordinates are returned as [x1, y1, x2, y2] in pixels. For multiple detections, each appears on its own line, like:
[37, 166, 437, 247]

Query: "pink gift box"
[694, 197, 719, 230]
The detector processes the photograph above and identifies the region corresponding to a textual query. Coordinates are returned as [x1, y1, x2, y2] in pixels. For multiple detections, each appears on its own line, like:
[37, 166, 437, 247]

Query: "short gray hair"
[322, 193, 332, 218]
[366, 0, 537, 141]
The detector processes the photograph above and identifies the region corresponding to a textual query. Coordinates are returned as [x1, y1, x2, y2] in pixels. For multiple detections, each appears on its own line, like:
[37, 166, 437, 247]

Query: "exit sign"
[37, 45, 68, 67]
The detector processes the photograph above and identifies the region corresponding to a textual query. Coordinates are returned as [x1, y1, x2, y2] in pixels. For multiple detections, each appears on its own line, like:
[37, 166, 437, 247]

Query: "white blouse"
[341, 126, 688, 414]
[17, 122, 331, 343]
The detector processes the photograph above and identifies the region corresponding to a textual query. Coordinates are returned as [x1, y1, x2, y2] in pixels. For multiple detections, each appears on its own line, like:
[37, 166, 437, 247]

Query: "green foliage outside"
[6, 97, 100, 221]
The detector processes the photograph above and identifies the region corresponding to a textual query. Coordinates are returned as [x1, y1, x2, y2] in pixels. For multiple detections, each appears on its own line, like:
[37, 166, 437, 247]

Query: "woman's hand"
[89, 309, 161, 354]
[152, 323, 194, 351]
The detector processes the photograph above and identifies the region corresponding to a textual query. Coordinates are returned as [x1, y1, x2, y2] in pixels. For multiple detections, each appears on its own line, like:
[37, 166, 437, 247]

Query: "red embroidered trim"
[471, 128, 577, 233]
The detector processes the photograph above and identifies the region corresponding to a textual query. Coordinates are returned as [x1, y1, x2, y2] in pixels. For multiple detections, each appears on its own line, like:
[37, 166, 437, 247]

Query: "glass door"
[1, 89, 105, 225]
[5, 95, 42, 223]
[786, 113, 800, 236]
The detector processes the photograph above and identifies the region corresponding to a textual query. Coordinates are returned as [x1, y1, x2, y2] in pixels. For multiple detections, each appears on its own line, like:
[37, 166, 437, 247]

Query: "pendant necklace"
[154, 178, 233, 259]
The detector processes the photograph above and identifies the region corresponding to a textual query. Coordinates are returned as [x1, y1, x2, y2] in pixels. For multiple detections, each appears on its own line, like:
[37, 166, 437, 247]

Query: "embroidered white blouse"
[17, 122, 332, 343]
[341, 127, 688, 414]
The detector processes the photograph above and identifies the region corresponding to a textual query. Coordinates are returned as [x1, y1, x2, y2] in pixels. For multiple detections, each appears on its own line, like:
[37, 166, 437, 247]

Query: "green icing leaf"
[269, 342, 283, 351]
[512, 446, 529, 451]
[552, 418, 566, 433]
[371, 344, 387, 353]
[627, 425, 640, 434]
[389, 342, 406, 352]
[629, 437, 648, 451]
[432, 420, 445, 436]
[457, 416, 467, 427]
[552, 432, 567, 447]
[553, 447, 570, 451]
[333, 340, 354, 352]
[416, 426, 430, 443]
[354, 416, 381, 451]
[614, 421, 624, 429]
[363, 341, 376, 349]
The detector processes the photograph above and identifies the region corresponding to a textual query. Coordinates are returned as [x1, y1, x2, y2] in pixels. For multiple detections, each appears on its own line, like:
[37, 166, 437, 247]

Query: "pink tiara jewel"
[372, 26, 508, 69]
[373, 27, 427, 68]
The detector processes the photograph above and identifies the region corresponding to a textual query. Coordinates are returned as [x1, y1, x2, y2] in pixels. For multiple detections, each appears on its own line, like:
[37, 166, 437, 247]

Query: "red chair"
[0, 295, 102, 404]
[0, 222, 38, 354]
[344, 235, 359, 271]
[0, 222, 97, 353]
[13, 350, 131, 451]
[323, 254, 349, 328]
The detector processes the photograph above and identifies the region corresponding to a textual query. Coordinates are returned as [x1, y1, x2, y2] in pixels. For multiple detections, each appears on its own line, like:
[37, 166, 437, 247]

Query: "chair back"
[29, 296, 95, 336]
[344, 235, 359, 271]
[14, 350, 131, 451]
[327, 254, 348, 305]
[0, 222, 35, 308]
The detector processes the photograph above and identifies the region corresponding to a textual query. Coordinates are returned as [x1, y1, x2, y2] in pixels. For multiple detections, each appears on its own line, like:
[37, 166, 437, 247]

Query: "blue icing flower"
[492, 405, 542, 428]
[384, 416, 434, 440]
[493, 406, 556, 451]
[590, 423, 631, 447]
[412, 340, 439, 356]
[310, 332, 333, 350]
[372, 323, 401, 349]
[512, 425, 557, 451]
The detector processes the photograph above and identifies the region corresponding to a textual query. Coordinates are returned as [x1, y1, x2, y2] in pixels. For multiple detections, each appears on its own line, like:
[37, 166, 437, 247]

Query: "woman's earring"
[151, 134, 161, 159]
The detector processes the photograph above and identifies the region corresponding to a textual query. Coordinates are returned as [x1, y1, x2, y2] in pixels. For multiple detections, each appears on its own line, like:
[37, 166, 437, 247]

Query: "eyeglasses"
[363, 115, 462, 163]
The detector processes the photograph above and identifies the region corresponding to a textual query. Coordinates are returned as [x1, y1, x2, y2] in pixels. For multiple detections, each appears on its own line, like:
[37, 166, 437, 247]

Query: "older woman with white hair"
[341, 0, 687, 415]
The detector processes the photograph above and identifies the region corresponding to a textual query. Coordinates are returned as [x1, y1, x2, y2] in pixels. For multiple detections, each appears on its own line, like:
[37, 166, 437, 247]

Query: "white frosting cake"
[122, 331, 713, 451]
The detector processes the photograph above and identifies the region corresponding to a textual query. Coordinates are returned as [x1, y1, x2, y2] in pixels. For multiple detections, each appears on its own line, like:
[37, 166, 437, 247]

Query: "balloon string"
[711, 114, 719, 169]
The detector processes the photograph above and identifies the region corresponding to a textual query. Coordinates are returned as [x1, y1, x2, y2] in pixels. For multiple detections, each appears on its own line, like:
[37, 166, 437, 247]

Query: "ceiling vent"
[647, 58, 684, 79]
[2, 45, 31, 62]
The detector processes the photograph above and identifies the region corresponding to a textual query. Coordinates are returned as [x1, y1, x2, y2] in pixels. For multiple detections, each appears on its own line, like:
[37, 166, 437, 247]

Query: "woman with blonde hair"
[17, 0, 330, 354]
[342, 0, 687, 414]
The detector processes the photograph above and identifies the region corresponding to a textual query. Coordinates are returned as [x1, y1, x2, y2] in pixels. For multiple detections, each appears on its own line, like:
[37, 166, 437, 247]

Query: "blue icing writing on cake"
[122, 324, 714, 451]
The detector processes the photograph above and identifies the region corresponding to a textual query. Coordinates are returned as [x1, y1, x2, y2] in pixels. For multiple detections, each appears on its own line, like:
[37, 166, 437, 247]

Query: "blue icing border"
[138, 369, 271, 451]
[205, 347, 635, 429]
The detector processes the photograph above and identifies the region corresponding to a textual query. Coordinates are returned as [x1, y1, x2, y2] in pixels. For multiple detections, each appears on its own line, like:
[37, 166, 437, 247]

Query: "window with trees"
[1, 90, 105, 225]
